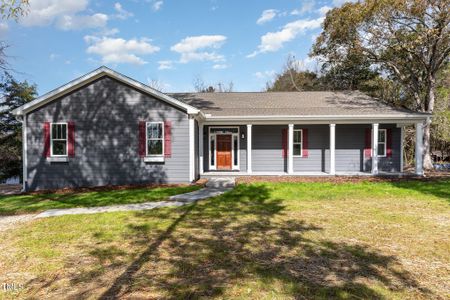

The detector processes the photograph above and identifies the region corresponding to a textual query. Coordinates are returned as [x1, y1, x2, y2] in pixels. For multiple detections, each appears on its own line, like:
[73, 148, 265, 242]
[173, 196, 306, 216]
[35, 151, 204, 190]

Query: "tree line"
[267, 0, 449, 168]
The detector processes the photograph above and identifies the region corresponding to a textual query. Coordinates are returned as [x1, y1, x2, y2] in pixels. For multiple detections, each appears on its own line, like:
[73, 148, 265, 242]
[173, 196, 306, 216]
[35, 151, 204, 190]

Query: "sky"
[1, 0, 349, 95]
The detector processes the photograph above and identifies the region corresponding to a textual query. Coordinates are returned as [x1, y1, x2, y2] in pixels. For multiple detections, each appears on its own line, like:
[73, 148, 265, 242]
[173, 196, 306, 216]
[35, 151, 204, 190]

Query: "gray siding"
[293, 125, 328, 172]
[365, 124, 401, 172]
[252, 125, 285, 172]
[25, 76, 190, 191]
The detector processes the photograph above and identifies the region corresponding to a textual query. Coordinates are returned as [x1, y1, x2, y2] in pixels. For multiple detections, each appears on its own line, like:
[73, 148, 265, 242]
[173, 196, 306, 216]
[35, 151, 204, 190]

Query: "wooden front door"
[216, 135, 232, 170]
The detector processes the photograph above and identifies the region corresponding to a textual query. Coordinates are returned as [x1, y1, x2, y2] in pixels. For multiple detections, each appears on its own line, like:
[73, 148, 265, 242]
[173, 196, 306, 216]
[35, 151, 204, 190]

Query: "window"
[210, 135, 215, 167]
[293, 129, 303, 156]
[233, 135, 238, 166]
[51, 123, 68, 156]
[378, 129, 386, 157]
[146, 122, 164, 156]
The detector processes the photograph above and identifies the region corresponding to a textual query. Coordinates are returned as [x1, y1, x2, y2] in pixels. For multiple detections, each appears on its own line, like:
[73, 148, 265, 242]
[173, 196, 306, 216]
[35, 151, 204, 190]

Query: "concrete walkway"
[34, 178, 235, 219]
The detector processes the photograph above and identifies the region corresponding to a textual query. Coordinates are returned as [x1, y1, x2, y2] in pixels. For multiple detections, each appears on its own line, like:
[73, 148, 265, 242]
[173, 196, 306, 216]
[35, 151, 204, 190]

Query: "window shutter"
[282, 128, 287, 158]
[386, 128, 393, 157]
[68, 121, 75, 157]
[302, 129, 309, 157]
[43, 122, 50, 157]
[364, 128, 372, 158]
[139, 121, 146, 157]
[164, 121, 172, 158]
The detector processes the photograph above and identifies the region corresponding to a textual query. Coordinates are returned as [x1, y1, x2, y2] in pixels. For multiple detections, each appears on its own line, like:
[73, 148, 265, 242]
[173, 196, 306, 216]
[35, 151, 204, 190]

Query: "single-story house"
[13, 67, 430, 191]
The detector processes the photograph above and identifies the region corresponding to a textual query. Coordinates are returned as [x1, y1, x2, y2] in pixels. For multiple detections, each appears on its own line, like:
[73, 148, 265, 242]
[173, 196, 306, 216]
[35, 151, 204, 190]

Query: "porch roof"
[171, 91, 429, 121]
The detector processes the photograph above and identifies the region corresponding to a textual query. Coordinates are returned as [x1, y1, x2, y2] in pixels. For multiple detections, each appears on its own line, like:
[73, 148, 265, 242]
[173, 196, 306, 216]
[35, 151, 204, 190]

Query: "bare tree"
[192, 75, 234, 93]
[147, 79, 165, 92]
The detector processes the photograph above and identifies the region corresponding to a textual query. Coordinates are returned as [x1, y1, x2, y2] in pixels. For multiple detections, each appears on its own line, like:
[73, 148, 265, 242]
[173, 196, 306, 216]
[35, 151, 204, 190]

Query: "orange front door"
[216, 135, 232, 170]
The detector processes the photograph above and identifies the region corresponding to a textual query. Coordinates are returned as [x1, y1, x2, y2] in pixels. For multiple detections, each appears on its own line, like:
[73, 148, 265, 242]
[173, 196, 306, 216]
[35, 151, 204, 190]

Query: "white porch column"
[188, 117, 195, 182]
[247, 124, 252, 173]
[329, 124, 336, 175]
[415, 122, 424, 176]
[288, 124, 294, 174]
[372, 123, 379, 175]
[198, 123, 204, 175]
[400, 126, 404, 173]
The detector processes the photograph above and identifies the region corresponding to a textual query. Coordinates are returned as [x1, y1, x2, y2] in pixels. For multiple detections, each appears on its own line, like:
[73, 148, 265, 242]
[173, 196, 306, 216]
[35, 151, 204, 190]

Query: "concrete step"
[205, 177, 236, 189]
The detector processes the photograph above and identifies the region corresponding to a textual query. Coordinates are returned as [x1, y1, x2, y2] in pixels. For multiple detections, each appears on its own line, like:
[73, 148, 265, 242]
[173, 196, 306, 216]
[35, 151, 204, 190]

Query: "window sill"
[47, 156, 69, 163]
[143, 156, 165, 163]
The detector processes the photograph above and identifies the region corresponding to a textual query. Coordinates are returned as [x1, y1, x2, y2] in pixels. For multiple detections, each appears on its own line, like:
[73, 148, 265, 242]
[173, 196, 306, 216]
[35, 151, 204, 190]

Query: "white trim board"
[12, 66, 200, 116]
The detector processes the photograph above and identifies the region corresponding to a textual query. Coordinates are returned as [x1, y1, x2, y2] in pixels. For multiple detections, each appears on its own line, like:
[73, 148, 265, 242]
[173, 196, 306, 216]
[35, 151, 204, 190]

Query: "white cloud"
[256, 9, 277, 25]
[85, 36, 160, 65]
[254, 70, 276, 79]
[49, 53, 59, 60]
[0, 22, 8, 35]
[317, 6, 332, 15]
[113, 2, 133, 20]
[212, 64, 228, 69]
[158, 60, 174, 70]
[291, 1, 315, 15]
[332, 0, 357, 7]
[56, 13, 108, 30]
[171, 35, 227, 63]
[247, 17, 324, 57]
[152, 1, 163, 11]
[21, 0, 107, 30]
[21, 0, 88, 26]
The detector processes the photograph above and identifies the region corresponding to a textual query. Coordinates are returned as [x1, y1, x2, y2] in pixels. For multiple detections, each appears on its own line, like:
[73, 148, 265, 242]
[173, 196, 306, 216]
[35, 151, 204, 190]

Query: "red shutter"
[43, 122, 50, 157]
[282, 128, 287, 158]
[139, 121, 146, 157]
[164, 121, 172, 158]
[302, 129, 309, 158]
[386, 128, 393, 157]
[68, 121, 75, 157]
[364, 128, 372, 158]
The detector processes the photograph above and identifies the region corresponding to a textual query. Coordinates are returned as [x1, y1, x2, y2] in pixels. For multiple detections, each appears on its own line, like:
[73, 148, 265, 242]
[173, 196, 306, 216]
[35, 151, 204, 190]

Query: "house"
[12, 67, 430, 191]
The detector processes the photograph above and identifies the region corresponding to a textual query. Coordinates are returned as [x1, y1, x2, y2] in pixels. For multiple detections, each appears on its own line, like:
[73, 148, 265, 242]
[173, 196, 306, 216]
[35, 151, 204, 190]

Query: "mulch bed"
[25, 182, 202, 196]
[236, 172, 450, 184]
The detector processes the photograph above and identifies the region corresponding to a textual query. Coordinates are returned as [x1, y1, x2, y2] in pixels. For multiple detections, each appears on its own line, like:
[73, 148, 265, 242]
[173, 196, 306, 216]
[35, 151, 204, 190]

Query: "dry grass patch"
[0, 180, 449, 299]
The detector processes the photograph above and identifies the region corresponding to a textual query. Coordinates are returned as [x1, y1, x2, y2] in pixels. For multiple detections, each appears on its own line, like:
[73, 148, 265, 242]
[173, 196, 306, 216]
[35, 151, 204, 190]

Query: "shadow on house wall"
[26, 76, 190, 191]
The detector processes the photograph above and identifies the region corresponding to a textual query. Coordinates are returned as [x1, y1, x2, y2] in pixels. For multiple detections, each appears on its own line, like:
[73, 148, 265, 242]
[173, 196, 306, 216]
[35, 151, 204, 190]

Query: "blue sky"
[1, 0, 347, 94]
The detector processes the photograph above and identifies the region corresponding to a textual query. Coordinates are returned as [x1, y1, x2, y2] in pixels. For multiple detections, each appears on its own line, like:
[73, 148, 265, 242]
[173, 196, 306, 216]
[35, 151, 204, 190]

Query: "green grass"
[0, 185, 200, 215]
[1, 179, 449, 299]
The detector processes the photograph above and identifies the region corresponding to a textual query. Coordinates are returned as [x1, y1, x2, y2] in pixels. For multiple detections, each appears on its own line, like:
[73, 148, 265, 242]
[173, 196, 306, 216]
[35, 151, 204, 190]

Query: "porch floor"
[201, 171, 409, 178]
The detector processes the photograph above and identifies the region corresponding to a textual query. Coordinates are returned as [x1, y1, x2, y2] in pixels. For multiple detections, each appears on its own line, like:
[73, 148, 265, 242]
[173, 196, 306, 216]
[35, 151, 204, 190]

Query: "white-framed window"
[51, 122, 68, 156]
[293, 129, 303, 157]
[378, 129, 387, 157]
[146, 122, 164, 156]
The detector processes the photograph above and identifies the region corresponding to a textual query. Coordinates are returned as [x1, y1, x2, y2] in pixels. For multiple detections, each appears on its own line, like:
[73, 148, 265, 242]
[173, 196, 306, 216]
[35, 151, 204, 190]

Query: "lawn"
[0, 185, 200, 215]
[0, 179, 449, 299]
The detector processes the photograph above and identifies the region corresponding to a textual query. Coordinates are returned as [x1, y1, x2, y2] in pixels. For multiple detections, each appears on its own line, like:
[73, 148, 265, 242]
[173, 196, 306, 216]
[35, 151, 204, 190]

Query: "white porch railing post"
[415, 122, 424, 176]
[288, 124, 294, 174]
[198, 123, 204, 175]
[247, 124, 252, 173]
[329, 124, 336, 175]
[372, 123, 379, 175]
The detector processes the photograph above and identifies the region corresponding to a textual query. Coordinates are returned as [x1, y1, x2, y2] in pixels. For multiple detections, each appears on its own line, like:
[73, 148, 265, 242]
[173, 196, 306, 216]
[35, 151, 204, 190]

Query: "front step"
[204, 177, 236, 189]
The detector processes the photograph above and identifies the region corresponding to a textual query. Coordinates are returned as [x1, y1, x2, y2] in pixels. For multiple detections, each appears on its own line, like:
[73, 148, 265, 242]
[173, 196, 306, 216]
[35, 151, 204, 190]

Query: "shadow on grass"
[387, 178, 450, 202]
[0, 185, 199, 215]
[40, 184, 431, 299]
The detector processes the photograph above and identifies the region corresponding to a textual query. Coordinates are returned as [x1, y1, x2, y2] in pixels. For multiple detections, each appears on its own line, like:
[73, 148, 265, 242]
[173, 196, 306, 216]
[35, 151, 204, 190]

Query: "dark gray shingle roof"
[170, 91, 425, 117]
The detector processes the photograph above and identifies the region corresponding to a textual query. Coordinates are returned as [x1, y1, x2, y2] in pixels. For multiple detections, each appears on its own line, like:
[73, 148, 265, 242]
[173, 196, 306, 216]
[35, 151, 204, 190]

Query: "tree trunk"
[422, 75, 436, 170]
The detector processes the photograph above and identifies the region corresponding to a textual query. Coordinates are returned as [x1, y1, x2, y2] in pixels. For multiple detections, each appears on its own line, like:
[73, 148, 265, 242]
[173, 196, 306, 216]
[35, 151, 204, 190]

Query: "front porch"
[197, 122, 425, 177]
